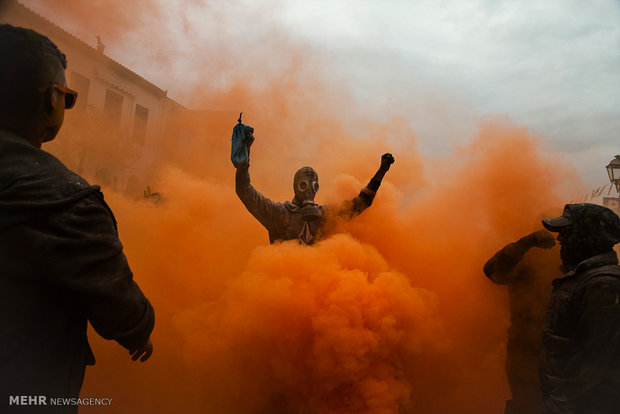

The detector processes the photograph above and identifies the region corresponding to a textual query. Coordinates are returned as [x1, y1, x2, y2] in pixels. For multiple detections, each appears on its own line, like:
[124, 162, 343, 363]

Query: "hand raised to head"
[529, 229, 556, 249]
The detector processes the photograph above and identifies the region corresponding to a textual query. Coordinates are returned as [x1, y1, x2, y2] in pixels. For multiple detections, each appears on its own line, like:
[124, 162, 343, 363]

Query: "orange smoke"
[17, 1, 585, 413]
[53, 115, 576, 414]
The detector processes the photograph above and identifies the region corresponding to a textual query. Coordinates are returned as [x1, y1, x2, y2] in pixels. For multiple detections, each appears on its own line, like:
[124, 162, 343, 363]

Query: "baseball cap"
[543, 203, 620, 245]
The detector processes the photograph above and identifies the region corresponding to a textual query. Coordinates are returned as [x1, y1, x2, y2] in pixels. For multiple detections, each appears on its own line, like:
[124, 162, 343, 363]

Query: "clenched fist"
[527, 229, 556, 249]
[380, 153, 395, 172]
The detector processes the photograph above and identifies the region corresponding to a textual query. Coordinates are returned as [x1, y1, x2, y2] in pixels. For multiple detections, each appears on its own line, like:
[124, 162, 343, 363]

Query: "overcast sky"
[277, 0, 620, 189]
[21, 0, 620, 190]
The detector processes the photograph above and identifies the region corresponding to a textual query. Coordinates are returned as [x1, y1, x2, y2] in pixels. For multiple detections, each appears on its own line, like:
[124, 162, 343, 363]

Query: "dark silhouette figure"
[0, 25, 154, 412]
[233, 124, 394, 245]
[484, 228, 562, 414]
[540, 203, 620, 414]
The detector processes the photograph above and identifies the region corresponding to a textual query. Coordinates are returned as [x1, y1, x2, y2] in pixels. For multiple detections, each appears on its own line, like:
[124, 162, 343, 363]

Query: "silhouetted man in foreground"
[484, 226, 561, 414]
[0, 25, 154, 412]
[232, 122, 394, 244]
[540, 203, 620, 414]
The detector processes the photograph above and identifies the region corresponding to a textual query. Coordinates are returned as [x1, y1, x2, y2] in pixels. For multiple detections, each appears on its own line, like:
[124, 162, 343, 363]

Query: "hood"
[0, 129, 100, 230]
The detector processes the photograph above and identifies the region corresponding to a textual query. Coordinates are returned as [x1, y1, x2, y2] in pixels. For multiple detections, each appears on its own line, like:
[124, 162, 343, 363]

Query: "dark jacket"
[540, 250, 620, 414]
[0, 129, 154, 410]
[235, 165, 378, 244]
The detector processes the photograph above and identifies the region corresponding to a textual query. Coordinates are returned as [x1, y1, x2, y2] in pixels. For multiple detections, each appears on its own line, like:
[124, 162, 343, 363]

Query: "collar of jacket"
[0, 129, 100, 230]
[284, 200, 303, 212]
[556, 250, 619, 283]
[0, 128, 29, 146]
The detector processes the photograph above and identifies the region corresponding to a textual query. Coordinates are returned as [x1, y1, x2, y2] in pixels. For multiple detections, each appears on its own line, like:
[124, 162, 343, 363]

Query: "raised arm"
[483, 229, 556, 284]
[234, 125, 287, 231]
[333, 153, 395, 219]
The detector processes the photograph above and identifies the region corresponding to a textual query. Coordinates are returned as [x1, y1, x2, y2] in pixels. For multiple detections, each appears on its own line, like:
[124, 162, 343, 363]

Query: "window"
[132, 104, 149, 145]
[104, 89, 123, 127]
[70, 71, 90, 110]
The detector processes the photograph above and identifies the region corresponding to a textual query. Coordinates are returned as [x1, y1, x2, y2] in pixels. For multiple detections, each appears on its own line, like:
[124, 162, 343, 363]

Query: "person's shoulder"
[579, 264, 620, 294]
[0, 132, 102, 230]
[580, 277, 620, 309]
[35, 147, 92, 194]
[0, 131, 93, 198]
[47, 189, 119, 235]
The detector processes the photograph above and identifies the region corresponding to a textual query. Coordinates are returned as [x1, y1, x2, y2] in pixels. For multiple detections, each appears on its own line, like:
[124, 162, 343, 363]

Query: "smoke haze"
[16, 0, 585, 412]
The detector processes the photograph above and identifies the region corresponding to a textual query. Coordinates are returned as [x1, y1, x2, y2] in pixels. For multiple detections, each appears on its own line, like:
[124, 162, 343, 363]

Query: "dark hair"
[0, 24, 67, 124]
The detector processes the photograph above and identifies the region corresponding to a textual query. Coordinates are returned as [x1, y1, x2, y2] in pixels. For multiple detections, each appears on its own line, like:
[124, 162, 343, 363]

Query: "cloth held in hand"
[231, 122, 254, 168]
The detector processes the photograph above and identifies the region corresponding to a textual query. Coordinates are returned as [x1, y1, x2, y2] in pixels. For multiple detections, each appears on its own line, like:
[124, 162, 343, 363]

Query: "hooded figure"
[540, 203, 620, 414]
[0, 25, 154, 412]
[233, 123, 394, 244]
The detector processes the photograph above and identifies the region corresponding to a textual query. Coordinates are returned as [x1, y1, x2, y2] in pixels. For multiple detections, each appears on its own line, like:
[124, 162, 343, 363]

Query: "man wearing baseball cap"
[540, 203, 620, 414]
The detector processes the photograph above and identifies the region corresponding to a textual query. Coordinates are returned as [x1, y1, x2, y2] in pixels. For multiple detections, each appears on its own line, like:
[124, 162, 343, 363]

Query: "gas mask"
[293, 166, 320, 221]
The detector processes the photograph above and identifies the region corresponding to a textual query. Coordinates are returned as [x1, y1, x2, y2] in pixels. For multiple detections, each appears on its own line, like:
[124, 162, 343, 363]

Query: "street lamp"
[606, 155, 620, 194]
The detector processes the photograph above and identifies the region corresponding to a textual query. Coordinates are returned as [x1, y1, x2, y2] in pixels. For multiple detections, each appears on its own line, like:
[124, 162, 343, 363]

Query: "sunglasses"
[38, 84, 78, 109]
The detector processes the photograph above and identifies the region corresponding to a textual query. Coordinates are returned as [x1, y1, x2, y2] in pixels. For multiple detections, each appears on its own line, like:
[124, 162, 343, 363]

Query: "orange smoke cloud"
[16, 1, 584, 413]
[56, 115, 576, 414]
[180, 234, 441, 414]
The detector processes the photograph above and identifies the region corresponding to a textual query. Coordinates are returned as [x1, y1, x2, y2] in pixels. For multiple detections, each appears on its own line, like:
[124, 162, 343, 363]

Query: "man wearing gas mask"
[232, 121, 394, 245]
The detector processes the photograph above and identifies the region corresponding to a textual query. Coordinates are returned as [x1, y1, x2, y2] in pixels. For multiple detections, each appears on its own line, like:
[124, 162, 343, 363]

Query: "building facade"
[0, 0, 183, 196]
